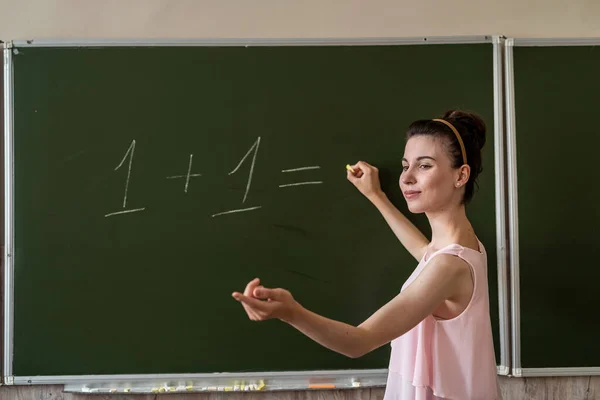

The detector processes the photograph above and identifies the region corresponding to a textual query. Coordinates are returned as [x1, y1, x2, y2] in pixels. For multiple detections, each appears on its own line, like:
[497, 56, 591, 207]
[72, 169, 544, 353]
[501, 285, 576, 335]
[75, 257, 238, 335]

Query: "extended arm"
[232, 255, 468, 358]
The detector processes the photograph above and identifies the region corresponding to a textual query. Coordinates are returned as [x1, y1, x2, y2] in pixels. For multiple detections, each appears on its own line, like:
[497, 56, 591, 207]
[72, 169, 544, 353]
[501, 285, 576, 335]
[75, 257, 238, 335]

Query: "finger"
[242, 303, 261, 321]
[254, 287, 284, 301]
[253, 285, 265, 299]
[240, 296, 261, 319]
[353, 163, 368, 179]
[237, 297, 272, 321]
[347, 170, 359, 184]
[346, 164, 360, 175]
[240, 278, 262, 319]
[233, 293, 270, 312]
[347, 162, 366, 181]
[232, 292, 262, 320]
[253, 286, 270, 299]
[252, 285, 281, 300]
[243, 278, 261, 298]
[355, 161, 372, 173]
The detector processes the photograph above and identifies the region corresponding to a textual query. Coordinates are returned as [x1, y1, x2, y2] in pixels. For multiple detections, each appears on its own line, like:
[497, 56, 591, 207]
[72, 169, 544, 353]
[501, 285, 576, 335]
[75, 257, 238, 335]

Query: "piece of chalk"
[309, 384, 336, 389]
[346, 164, 356, 174]
[257, 380, 266, 390]
[185, 385, 194, 391]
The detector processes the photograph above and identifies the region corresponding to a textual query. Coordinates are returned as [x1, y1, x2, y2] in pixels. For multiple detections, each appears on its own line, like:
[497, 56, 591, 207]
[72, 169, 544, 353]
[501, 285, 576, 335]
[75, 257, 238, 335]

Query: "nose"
[400, 167, 416, 186]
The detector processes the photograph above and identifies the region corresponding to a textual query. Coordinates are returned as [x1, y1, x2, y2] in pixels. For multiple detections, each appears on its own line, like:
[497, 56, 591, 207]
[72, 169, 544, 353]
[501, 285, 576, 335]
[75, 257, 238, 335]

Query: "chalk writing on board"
[279, 181, 324, 188]
[166, 153, 202, 193]
[279, 165, 324, 188]
[210, 137, 263, 218]
[211, 206, 263, 218]
[103, 137, 327, 218]
[228, 136, 261, 203]
[281, 166, 320, 173]
[105, 208, 146, 217]
[105, 139, 146, 217]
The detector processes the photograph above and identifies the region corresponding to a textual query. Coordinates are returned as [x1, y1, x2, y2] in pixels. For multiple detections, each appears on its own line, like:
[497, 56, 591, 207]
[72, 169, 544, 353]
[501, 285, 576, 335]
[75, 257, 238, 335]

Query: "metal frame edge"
[11, 36, 494, 47]
[519, 367, 600, 377]
[492, 36, 510, 375]
[503, 38, 521, 377]
[497, 366, 510, 376]
[511, 37, 600, 47]
[3, 40, 14, 383]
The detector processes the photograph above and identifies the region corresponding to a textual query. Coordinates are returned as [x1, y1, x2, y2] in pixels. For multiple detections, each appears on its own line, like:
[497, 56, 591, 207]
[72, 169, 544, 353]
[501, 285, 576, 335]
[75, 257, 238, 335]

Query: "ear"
[455, 164, 471, 188]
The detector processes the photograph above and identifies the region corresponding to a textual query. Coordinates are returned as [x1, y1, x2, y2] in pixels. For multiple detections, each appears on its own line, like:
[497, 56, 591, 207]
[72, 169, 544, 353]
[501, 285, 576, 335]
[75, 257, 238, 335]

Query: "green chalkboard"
[512, 44, 600, 369]
[9, 42, 500, 377]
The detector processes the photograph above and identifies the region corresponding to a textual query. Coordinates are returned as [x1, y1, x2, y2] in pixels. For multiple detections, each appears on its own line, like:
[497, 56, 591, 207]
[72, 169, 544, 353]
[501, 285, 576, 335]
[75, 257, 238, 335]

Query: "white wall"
[1, 0, 599, 40]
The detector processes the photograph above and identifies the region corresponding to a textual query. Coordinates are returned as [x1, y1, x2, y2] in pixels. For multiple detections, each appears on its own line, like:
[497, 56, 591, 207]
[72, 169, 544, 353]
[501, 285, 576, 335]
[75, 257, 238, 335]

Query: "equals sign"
[279, 166, 323, 188]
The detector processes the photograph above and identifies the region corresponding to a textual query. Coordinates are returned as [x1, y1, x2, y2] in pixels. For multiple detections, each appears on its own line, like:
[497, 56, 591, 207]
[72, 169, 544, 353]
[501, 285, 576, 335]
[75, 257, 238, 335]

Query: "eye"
[419, 164, 432, 169]
[401, 165, 409, 172]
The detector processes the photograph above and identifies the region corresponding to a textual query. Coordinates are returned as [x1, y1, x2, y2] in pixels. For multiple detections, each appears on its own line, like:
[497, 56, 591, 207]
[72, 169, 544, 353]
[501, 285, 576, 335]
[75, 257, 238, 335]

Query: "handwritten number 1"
[105, 140, 145, 217]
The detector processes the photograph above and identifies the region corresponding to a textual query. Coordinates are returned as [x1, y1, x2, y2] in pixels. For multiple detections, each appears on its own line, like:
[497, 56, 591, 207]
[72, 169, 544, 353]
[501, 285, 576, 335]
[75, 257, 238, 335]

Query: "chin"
[406, 202, 427, 214]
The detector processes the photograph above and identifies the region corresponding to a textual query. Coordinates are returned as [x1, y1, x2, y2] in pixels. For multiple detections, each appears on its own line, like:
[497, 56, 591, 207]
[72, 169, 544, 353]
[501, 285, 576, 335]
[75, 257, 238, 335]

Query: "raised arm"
[232, 255, 469, 358]
[347, 161, 429, 261]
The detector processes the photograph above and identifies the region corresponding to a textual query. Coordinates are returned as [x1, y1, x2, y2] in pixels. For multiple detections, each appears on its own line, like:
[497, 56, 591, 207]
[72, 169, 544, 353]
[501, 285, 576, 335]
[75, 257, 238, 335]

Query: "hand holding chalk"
[346, 161, 383, 200]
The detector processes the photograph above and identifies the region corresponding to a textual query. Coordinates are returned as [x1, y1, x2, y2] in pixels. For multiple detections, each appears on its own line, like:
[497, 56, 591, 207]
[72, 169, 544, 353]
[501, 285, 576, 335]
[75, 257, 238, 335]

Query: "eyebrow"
[402, 156, 436, 162]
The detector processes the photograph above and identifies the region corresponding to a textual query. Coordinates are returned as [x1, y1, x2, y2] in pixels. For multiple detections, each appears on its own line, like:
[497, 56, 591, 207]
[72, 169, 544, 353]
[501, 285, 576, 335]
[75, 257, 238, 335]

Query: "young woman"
[232, 110, 500, 399]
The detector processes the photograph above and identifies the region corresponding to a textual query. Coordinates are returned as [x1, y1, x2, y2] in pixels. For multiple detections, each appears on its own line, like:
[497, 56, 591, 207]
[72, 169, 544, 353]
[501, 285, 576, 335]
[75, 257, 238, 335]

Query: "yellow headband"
[432, 119, 467, 165]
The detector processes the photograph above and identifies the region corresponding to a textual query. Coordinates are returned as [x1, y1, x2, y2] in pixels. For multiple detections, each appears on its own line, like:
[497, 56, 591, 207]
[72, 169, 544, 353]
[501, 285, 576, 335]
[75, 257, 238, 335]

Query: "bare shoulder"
[401, 253, 472, 308]
[419, 254, 471, 283]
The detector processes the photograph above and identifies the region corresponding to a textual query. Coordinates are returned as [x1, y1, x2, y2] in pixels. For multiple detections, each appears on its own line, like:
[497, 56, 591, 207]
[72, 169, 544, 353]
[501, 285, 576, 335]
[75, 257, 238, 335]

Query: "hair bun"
[443, 109, 486, 151]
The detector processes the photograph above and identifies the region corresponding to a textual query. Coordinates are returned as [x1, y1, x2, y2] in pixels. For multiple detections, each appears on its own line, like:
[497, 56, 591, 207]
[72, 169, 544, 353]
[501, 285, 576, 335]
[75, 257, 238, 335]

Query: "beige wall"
[1, 0, 600, 40]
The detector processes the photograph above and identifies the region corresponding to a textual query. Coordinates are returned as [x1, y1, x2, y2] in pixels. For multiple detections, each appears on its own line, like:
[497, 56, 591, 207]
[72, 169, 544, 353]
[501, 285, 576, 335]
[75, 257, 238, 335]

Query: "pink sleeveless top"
[384, 241, 501, 400]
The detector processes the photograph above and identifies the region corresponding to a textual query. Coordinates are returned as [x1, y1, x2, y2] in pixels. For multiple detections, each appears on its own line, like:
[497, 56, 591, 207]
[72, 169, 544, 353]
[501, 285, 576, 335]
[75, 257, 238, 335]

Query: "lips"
[403, 190, 421, 200]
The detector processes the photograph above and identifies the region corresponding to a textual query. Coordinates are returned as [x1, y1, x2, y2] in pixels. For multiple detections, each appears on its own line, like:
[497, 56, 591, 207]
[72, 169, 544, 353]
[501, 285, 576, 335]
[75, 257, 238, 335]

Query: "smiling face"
[400, 135, 465, 214]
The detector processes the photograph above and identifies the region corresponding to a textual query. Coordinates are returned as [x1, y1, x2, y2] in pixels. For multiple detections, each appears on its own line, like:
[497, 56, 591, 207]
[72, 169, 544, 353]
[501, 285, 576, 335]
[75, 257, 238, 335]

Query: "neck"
[425, 203, 475, 248]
